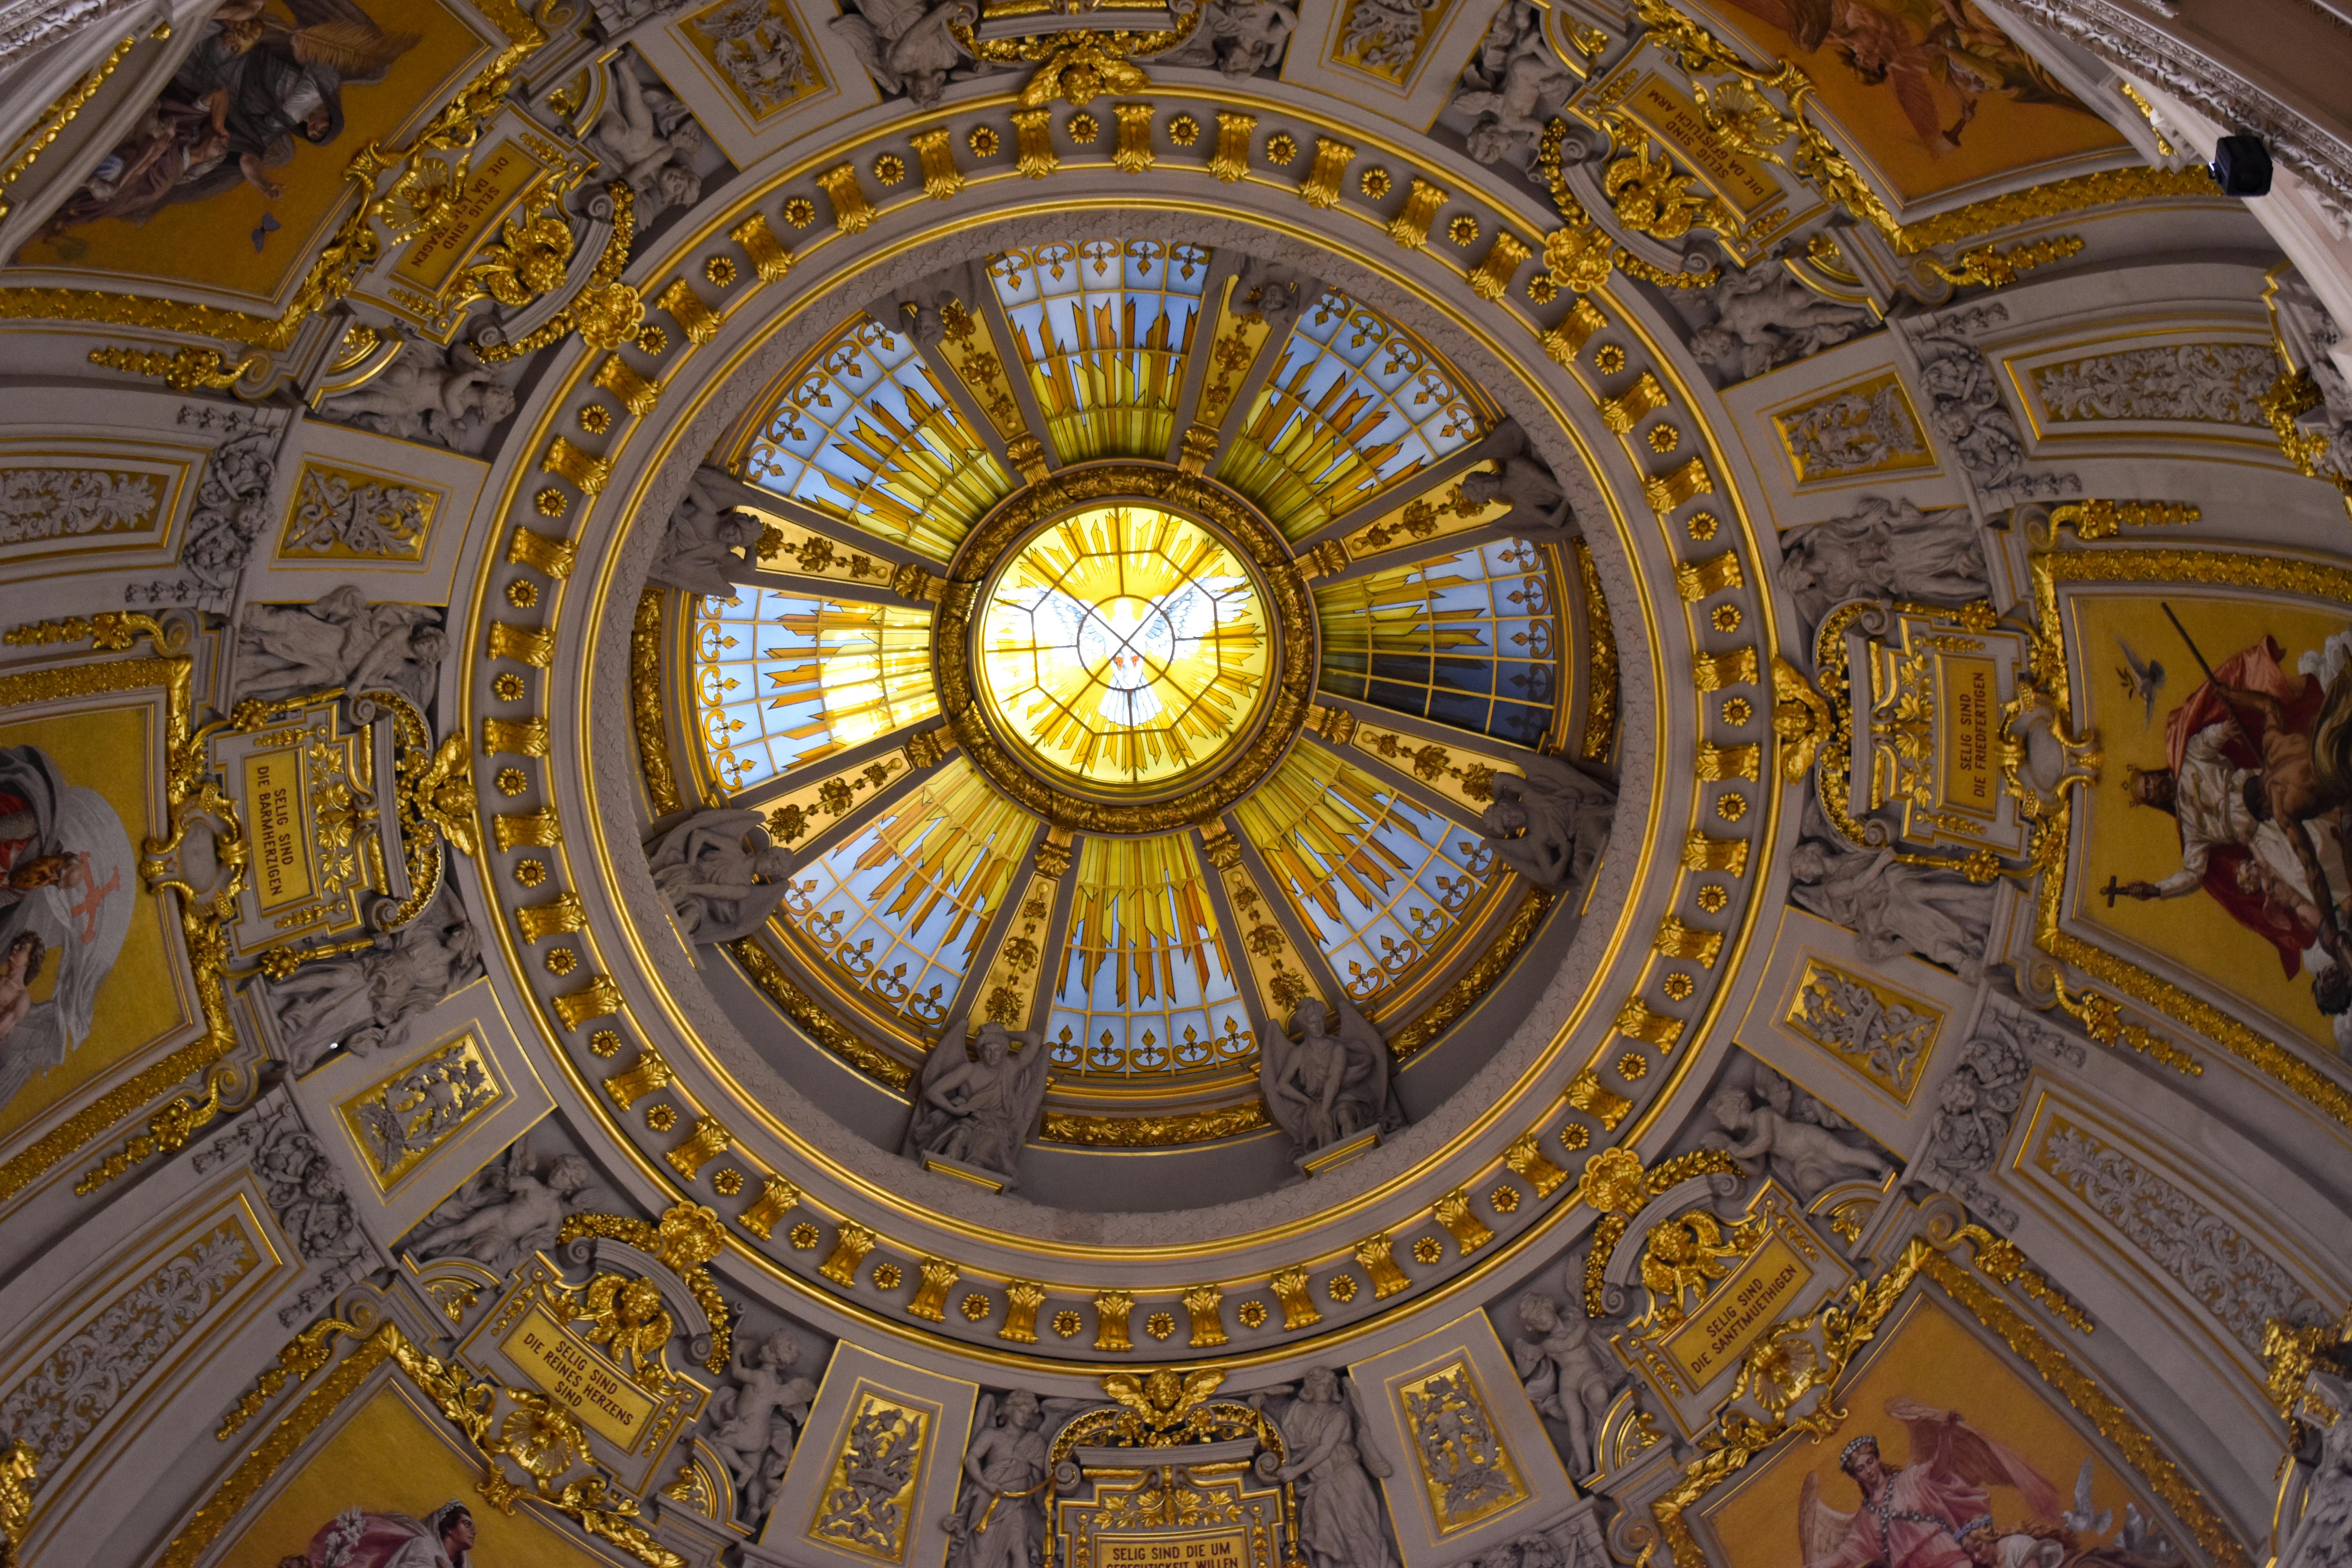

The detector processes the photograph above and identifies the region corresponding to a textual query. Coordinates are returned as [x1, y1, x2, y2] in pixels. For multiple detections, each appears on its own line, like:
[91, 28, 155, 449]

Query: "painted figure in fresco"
[1276, 1368, 1397, 1568]
[0, 933, 42, 1050]
[903, 1018, 1051, 1185]
[0, 745, 135, 1113]
[702, 1330, 818, 1524]
[1708, 0, 2094, 157]
[2111, 630, 2352, 1016]
[942, 1390, 1049, 1568]
[277, 1500, 475, 1568]
[1799, 1403, 2062, 1568]
[36, 0, 418, 241]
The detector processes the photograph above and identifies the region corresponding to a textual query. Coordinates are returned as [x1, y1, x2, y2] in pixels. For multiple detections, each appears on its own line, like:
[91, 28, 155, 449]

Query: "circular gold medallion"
[975, 505, 1273, 795]
[935, 463, 1314, 835]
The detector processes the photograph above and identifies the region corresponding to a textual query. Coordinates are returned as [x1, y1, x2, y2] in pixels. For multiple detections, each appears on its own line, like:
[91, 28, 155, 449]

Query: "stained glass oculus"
[974, 505, 1274, 796]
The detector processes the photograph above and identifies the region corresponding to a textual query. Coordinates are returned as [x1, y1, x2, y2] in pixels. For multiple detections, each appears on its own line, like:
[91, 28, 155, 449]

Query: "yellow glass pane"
[975, 505, 1272, 795]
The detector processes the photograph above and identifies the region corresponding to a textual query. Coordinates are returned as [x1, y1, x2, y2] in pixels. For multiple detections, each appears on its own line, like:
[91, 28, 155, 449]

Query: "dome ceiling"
[657, 250, 1609, 1163]
[0, 1, 2348, 1567]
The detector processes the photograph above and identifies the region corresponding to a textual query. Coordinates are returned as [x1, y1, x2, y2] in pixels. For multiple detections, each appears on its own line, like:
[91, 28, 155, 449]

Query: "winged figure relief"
[829, 0, 977, 108]
[1102, 1367, 1227, 1435]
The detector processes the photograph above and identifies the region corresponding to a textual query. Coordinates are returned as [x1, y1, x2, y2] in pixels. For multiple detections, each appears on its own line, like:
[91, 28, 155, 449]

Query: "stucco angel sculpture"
[648, 471, 766, 597]
[1260, 997, 1390, 1156]
[2278, 1374, 2352, 1568]
[404, 1138, 602, 1274]
[1511, 1287, 1622, 1475]
[267, 902, 481, 1075]
[704, 1330, 818, 1524]
[644, 808, 795, 944]
[830, 0, 975, 107]
[1706, 1065, 1891, 1201]
[1451, 1, 1574, 166]
[902, 1018, 1051, 1187]
[1689, 266, 1876, 382]
[1789, 802, 1991, 978]
[1458, 416, 1577, 533]
[591, 59, 704, 217]
[1481, 753, 1614, 891]
[1235, 254, 1307, 336]
[1160, 0, 1297, 76]
[319, 339, 516, 452]
[943, 1390, 1051, 1568]
[237, 587, 446, 717]
[1272, 1368, 1397, 1568]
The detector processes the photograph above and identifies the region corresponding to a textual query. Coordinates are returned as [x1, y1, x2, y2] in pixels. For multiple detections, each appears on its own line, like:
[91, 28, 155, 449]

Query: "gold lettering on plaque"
[501, 1301, 661, 1450]
[1659, 1232, 1811, 1385]
[244, 748, 314, 910]
[1938, 655, 1999, 816]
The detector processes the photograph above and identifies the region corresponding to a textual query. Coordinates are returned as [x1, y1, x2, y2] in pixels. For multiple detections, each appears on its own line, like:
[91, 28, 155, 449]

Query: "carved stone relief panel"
[764, 1341, 973, 1568]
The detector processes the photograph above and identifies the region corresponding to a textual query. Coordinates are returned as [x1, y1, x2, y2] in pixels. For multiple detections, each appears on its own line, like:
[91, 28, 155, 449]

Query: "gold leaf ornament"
[575, 281, 646, 352]
[1576, 1147, 1647, 1214]
[1543, 222, 1614, 292]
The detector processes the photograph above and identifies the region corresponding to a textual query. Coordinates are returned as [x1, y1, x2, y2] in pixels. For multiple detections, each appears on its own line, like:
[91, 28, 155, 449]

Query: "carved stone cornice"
[1993, 0, 2352, 219]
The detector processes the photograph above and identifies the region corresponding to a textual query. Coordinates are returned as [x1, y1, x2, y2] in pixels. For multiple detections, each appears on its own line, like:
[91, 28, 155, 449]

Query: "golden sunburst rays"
[977, 505, 1271, 791]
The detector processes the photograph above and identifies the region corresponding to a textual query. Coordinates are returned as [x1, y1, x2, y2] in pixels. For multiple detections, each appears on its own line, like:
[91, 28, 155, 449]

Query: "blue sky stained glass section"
[740, 316, 1011, 560]
[1314, 537, 1561, 748]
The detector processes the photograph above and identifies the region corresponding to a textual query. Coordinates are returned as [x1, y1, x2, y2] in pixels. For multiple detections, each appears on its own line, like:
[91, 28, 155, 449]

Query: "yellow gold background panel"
[1677, 0, 2125, 206]
[1702, 1294, 2142, 1567]
[218, 1381, 614, 1566]
[0, 701, 191, 1146]
[2066, 590, 2345, 1048]
[6, 0, 492, 303]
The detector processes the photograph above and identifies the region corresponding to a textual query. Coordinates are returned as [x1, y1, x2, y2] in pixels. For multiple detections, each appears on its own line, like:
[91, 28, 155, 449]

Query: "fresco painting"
[8, 0, 491, 303]
[2068, 591, 2352, 1051]
[228, 1383, 615, 1567]
[0, 701, 189, 1147]
[1706, 1296, 2160, 1568]
[1685, 0, 2126, 204]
